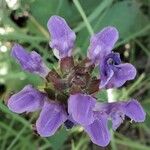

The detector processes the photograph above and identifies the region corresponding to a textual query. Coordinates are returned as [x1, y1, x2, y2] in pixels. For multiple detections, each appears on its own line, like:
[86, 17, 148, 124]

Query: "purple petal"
[100, 63, 114, 88]
[95, 100, 146, 130]
[124, 99, 146, 122]
[107, 63, 137, 88]
[99, 52, 137, 89]
[7, 85, 44, 113]
[87, 26, 119, 65]
[99, 53, 117, 89]
[110, 100, 146, 129]
[36, 101, 67, 137]
[94, 102, 125, 130]
[47, 16, 76, 59]
[68, 94, 96, 126]
[84, 115, 110, 147]
[110, 110, 125, 130]
[12, 44, 49, 78]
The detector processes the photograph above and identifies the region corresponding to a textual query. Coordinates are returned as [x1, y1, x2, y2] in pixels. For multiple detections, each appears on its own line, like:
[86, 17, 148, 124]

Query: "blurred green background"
[0, 0, 150, 149]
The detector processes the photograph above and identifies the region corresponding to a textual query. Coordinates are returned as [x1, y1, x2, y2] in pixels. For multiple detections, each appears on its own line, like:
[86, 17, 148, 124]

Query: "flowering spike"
[47, 15, 76, 59]
[12, 44, 50, 78]
[6, 15, 146, 148]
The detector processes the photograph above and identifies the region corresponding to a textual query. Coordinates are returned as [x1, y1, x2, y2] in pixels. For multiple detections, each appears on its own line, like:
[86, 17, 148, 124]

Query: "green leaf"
[48, 127, 68, 150]
[143, 101, 150, 127]
[94, 0, 149, 38]
[30, 0, 101, 28]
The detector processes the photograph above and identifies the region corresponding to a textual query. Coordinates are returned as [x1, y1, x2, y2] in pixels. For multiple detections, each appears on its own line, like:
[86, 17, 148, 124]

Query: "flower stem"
[73, 0, 94, 36]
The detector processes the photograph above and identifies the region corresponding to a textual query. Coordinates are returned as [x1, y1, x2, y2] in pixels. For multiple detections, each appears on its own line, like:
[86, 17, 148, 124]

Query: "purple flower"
[47, 16, 76, 59]
[7, 15, 146, 147]
[100, 52, 136, 88]
[12, 44, 50, 78]
[7, 85, 67, 137]
[68, 94, 110, 146]
[87, 27, 136, 88]
[95, 99, 146, 130]
[68, 93, 145, 146]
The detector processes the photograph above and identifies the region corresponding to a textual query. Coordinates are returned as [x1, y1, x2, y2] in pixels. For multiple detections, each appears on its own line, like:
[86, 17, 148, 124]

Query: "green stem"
[134, 39, 150, 57]
[6, 116, 34, 150]
[28, 14, 49, 40]
[73, 0, 94, 36]
[74, 0, 113, 32]
[116, 24, 150, 48]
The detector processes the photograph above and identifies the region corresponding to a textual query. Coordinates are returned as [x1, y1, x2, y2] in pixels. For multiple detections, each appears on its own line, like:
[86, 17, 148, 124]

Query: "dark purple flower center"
[64, 119, 75, 129]
[105, 53, 121, 66]
[101, 53, 121, 77]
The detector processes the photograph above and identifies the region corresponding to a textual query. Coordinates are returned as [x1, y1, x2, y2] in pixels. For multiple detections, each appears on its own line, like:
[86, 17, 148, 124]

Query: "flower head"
[7, 15, 146, 148]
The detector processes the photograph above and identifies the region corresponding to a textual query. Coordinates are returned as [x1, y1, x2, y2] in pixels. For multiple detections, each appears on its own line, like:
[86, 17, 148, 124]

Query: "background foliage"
[0, 0, 150, 149]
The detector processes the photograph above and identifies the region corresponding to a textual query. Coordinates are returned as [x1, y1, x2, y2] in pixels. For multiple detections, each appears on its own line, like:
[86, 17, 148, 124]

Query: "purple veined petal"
[95, 100, 146, 130]
[68, 94, 96, 126]
[106, 63, 137, 88]
[87, 26, 119, 65]
[94, 102, 125, 130]
[12, 44, 50, 78]
[110, 100, 146, 129]
[99, 53, 121, 89]
[84, 114, 110, 147]
[104, 102, 126, 130]
[7, 85, 44, 113]
[94, 102, 122, 130]
[99, 63, 114, 89]
[124, 99, 146, 122]
[99, 53, 116, 89]
[47, 15, 76, 59]
[110, 110, 125, 130]
[99, 52, 137, 89]
[36, 100, 67, 137]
